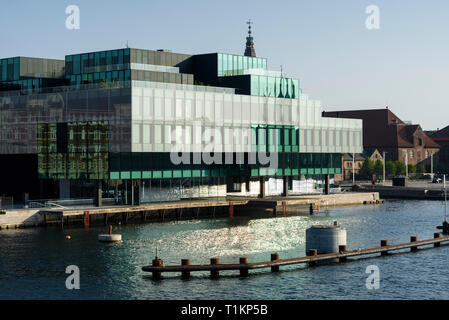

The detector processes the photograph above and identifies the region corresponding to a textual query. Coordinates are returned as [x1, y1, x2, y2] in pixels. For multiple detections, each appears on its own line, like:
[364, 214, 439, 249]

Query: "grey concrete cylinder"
[306, 224, 347, 255]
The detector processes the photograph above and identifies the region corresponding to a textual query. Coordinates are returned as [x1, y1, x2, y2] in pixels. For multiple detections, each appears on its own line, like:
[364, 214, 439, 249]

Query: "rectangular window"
[222, 54, 228, 76]
[238, 56, 243, 75]
[217, 53, 223, 76]
[118, 50, 124, 65]
[73, 55, 80, 75]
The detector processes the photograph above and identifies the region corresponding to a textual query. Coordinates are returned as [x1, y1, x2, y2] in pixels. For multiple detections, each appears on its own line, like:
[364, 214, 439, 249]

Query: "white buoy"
[306, 221, 347, 255]
[98, 226, 122, 243]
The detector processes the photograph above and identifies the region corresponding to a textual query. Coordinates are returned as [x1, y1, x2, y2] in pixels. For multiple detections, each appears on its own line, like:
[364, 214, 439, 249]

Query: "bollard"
[411, 236, 418, 252]
[108, 225, 112, 235]
[239, 257, 249, 276]
[210, 258, 220, 278]
[271, 253, 280, 272]
[381, 240, 389, 256]
[338, 245, 347, 262]
[152, 258, 163, 280]
[84, 211, 90, 228]
[181, 259, 191, 280]
[434, 233, 441, 247]
[307, 249, 317, 267]
[282, 202, 287, 217]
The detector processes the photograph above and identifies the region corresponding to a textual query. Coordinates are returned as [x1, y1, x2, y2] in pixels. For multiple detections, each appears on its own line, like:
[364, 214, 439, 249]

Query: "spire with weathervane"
[244, 20, 256, 57]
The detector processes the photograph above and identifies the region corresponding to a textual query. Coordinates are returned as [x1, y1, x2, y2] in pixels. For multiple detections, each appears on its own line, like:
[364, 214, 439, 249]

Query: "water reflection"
[0, 200, 448, 300]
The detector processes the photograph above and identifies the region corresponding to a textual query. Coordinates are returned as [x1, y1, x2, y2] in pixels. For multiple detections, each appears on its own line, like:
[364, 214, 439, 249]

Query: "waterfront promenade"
[0, 192, 379, 230]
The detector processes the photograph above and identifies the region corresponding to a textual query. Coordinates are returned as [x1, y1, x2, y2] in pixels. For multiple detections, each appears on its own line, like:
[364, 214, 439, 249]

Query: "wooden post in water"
[229, 202, 234, 219]
[434, 233, 441, 247]
[282, 201, 287, 217]
[210, 258, 220, 278]
[239, 257, 249, 276]
[307, 249, 317, 267]
[271, 253, 280, 272]
[381, 240, 389, 256]
[84, 211, 90, 228]
[152, 258, 163, 280]
[181, 259, 191, 280]
[411, 236, 418, 252]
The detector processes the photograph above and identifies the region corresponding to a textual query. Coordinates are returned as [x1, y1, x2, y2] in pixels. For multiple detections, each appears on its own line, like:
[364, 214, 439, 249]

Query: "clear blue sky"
[1, 0, 448, 130]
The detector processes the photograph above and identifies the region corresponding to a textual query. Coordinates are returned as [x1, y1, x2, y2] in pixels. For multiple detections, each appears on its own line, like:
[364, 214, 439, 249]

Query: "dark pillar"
[282, 176, 288, 197]
[324, 174, 330, 195]
[259, 177, 265, 198]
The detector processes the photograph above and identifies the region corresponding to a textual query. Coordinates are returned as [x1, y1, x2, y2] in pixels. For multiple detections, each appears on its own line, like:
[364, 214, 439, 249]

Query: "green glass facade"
[217, 53, 267, 76]
[108, 152, 341, 181]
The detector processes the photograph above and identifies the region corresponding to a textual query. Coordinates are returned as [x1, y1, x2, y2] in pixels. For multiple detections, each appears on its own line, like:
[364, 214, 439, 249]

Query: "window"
[217, 54, 223, 76]
[410, 150, 414, 159]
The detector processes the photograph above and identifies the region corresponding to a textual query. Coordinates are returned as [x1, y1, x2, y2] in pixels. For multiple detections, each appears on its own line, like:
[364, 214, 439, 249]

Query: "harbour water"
[1, 199, 449, 300]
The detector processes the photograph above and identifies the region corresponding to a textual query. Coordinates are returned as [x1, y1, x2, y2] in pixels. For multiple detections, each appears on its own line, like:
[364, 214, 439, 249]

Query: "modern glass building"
[0, 47, 362, 204]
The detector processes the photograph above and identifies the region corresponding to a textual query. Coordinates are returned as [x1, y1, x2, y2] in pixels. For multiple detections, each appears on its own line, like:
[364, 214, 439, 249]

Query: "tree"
[408, 164, 416, 174]
[395, 161, 406, 175]
[360, 158, 375, 179]
[417, 165, 426, 174]
[385, 161, 396, 177]
[374, 160, 383, 177]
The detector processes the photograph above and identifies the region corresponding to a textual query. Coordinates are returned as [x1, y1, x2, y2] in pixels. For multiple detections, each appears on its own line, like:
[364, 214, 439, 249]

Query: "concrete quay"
[0, 192, 381, 230]
[354, 184, 448, 200]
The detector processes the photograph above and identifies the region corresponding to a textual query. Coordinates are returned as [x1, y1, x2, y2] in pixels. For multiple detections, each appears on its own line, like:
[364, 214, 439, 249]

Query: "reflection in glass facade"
[0, 47, 363, 203]
[38, 122, 109, 179]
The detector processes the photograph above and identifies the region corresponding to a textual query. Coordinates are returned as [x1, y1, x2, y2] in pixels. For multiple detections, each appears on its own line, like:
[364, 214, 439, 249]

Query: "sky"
[0, 0, 448, 130]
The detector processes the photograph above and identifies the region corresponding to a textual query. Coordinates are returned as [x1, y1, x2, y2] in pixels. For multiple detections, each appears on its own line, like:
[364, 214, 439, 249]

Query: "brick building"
[322, 109, 440, 167]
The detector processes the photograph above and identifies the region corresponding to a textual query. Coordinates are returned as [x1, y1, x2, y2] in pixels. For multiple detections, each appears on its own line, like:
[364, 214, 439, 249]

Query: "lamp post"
[405, 152, 408, 179]
[352, 152, 355, 185]
[431, 152, 434, 178]
[382, 151, 387, 184]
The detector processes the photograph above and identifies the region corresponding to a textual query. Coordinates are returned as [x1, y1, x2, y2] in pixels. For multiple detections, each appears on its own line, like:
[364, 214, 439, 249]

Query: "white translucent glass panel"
[164, 97, 173, 120]
[215, 99, 223, 125]
[154, 97, 163, 120]
[175, 98, 183, 120]
[130, 85, 363, 153]
[142, 96, 152, 120]
[232, 95, 241, 125]
[204, 99, 214, 123]
[251, 96, 260, 124]
[241, 96, 250, 124]
[143, 124, 150, 144]
[291, 99, 298, 125]
[132, 95, 142, 118]
[195, 97, 203, 120]
[185, 99, 193, 120]
[224, 94, 233, 123]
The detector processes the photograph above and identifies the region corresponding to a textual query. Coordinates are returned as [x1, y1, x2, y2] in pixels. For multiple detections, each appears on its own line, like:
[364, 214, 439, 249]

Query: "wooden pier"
[142, 233, 449, 280]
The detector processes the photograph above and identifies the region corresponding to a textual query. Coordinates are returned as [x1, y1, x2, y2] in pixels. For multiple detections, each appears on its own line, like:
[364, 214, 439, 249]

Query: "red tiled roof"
[425, 135, 440, 148]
